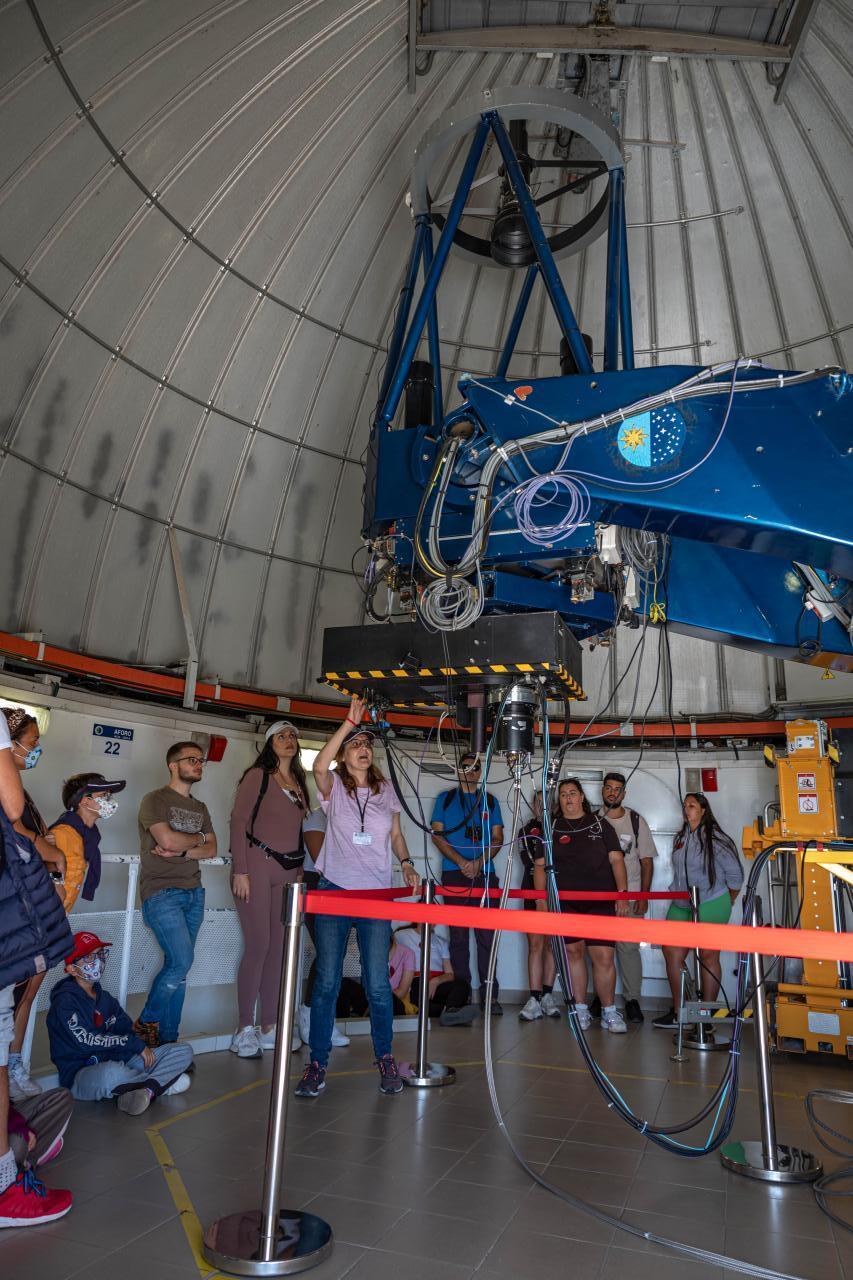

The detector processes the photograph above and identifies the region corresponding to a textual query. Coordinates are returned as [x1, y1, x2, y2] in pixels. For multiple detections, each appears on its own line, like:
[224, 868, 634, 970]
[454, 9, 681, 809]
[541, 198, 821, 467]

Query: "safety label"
[92, 723, 134, 758]
[808, 1011, 840, 1036]
[797, 772, 817, 791]
[791, 734, 815, 752]
[797, 793, 819, 814]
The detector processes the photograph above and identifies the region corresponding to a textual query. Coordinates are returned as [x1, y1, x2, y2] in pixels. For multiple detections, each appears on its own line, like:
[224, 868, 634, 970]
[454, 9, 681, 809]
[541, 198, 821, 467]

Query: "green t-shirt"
[138, 785, 214, 902]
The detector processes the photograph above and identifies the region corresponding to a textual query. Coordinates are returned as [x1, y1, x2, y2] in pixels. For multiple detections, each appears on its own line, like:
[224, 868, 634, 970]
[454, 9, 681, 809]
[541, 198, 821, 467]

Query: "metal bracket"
[168, 528, 199, 710]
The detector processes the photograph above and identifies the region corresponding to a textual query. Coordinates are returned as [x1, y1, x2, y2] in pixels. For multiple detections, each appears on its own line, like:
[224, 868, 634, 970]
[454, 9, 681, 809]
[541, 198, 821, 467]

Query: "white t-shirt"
[597, 806, 657, 892]
[302, 808, 327, 873]
[394, 926, 450, 975]
[0, 717, 11, 751]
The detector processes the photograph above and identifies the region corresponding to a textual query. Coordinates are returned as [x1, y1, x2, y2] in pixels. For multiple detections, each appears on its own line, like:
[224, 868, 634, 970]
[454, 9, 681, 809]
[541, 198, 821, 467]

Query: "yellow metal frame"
[742, 719, 853, 1059]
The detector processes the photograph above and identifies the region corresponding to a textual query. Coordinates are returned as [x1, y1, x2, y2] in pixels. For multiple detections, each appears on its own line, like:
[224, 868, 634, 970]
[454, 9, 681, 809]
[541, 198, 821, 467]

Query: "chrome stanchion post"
[670, 964, 689, 1063]
[683, 885, 720, 1052]
[403, 879, 456, 1088]
[720, 897, 822, 1183]
[203, 882, 334, 1275]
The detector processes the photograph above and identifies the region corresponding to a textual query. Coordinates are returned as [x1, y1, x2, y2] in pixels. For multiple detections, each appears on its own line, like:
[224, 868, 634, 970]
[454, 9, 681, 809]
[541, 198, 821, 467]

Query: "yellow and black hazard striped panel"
[322, 659, 586, 703]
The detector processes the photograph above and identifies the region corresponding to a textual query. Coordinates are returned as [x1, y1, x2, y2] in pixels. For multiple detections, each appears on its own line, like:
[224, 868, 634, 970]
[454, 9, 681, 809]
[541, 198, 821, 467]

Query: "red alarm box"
[700, 767, 718, 793]
[207, 734, 227, 763]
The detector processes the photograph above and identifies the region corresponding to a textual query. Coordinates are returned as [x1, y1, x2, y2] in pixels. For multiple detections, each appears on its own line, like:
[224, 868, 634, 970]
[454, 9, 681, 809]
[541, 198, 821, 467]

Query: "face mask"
[16, 743, 42, 770]
[93, 796, 118, 820]
[76, 955, 104, 983]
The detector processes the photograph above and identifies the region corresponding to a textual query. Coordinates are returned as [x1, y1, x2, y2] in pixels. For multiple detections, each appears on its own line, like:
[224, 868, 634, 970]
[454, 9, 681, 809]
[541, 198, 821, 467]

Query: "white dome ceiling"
[0, 0, 850, 706]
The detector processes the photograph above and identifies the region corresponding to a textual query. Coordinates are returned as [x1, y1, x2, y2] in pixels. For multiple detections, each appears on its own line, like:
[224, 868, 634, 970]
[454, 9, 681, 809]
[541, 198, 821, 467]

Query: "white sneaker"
[331, 1024, 350, 1048]
[7, 1057, 41, 1100]
[602, 1008, 628, 1034]
[540, 992, 561, 1018]
[297, 1005, 311, 1046]
[519, 996, 543, 1021]
[230, 1025, 262, 1058]
[164, 1073, 192, 1096]
[572, 1005, 592, 1031]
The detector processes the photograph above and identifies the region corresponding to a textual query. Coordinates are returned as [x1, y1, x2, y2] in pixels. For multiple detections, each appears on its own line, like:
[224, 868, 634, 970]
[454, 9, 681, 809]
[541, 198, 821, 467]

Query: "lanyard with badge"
[353, 788, 372, 846]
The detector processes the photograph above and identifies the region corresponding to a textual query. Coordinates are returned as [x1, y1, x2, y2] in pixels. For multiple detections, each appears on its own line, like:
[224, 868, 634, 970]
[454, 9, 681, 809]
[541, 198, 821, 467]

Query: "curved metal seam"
[2, 5, 404, 482]
[681, 59, 745, 359]
[0, 254, 361, 464]
[639, 57, 658, 364]
[811, 16, 853, 79]
[781, 95, 853, 250]
[661, 64, 701, 366]
[23, 0, 408, 355]
[798, 55, 853, 152]
[0, 438, 355, 578]
[707, 60, 793, 369]
[244, 50, 479, 684]
[735, 61, 844, 367]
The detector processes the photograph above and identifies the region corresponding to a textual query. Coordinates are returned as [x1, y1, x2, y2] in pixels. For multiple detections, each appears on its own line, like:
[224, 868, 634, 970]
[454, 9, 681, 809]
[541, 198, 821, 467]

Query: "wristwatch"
[401, 857, 414, 866]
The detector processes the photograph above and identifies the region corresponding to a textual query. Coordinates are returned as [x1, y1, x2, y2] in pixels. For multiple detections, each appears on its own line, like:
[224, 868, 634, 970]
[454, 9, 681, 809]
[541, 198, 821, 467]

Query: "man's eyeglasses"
[460, 762, 481, 772]
[177, 755, 205, 766]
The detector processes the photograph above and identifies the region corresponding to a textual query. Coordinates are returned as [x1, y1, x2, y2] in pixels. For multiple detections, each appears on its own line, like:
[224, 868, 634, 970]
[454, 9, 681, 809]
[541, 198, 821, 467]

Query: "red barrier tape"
[311, 887, 415, 900]
[303, 891, 853, 965]
[439, 888, 690, 902]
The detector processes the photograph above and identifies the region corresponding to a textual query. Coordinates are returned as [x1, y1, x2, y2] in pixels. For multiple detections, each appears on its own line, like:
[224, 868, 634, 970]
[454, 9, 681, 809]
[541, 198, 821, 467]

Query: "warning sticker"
[797, 772, 817, 791]
[791, 734, 815, 752]
[798, 793, 819, 814]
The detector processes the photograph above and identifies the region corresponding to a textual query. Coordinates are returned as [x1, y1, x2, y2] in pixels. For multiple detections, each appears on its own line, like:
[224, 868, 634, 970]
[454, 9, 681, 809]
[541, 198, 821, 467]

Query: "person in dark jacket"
[47, 932, 193, 1117]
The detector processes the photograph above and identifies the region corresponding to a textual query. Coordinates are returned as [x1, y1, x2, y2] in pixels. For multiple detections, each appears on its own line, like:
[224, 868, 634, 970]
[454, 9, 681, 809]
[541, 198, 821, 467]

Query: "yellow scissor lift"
[743, 719, 853, 1058]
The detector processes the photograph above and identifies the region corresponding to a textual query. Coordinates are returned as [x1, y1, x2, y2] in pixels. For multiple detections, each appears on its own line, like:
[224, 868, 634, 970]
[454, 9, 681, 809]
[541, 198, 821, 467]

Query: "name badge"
[353, 831, 373, 846]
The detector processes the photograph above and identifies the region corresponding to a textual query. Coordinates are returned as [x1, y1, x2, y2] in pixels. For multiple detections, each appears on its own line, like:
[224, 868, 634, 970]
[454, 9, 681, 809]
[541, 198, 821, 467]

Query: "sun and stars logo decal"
[617, 407, 686, 468]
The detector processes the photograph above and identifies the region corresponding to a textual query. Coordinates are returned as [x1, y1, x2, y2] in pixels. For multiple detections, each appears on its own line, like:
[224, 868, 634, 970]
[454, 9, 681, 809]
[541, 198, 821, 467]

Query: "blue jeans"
[140, 887, 205, 1041]
[309, 877, 392, 1068]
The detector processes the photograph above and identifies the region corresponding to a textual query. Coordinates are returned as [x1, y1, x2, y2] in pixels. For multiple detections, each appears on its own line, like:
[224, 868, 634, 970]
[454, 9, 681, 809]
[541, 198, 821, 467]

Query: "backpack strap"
[630, 808, 640, 841]
[247, 770, 271, 844]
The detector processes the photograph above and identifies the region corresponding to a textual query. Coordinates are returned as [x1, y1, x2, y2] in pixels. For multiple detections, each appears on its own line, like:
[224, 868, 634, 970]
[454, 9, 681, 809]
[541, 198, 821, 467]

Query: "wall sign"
[92, 723, 134, 758]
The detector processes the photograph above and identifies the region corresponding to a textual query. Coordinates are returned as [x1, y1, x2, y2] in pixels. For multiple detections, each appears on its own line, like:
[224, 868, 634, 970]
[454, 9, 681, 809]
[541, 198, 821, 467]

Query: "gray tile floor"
[2, 1009, 851, 1280]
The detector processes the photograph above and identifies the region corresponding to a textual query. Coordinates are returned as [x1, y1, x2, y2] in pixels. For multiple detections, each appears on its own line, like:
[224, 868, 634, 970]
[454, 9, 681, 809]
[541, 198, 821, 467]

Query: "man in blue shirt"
[431, 754, 504, 1014]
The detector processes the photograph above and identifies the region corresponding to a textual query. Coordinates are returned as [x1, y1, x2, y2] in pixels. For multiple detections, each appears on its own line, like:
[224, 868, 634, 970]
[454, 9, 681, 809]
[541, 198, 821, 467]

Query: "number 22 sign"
[92, 723, 134, 758]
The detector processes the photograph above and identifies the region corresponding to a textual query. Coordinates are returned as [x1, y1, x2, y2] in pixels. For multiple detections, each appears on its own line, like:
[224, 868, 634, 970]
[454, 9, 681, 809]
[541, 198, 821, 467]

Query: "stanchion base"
[720, 1141, 823, 1184]
[401, 1062, 456, 1088]
[203, 1209, 333, 1276]
[669, 1049, 690, 1063]
[681, 1029, 722, 1052]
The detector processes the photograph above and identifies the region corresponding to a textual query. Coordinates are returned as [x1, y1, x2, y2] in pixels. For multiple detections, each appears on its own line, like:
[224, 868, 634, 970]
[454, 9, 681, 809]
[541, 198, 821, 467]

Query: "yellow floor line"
[144, 1050, 809, 1277]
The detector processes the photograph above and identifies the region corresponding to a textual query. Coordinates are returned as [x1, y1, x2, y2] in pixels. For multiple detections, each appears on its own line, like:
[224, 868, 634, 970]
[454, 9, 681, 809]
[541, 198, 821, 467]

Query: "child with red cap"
[47, 932, 193, 1116]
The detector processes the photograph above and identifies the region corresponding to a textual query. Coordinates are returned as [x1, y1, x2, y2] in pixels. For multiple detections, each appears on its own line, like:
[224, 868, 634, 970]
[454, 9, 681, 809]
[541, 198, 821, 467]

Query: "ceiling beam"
[417, 25, 793, 63]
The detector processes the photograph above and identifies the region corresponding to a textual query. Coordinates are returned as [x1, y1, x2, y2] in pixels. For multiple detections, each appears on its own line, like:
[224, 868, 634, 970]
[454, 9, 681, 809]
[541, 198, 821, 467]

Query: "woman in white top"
[294, 698, 419, 1100]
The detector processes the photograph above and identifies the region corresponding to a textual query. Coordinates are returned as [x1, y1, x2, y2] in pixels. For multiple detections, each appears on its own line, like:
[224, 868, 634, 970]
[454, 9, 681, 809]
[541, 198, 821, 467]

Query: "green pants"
[667, 891, 732, 925]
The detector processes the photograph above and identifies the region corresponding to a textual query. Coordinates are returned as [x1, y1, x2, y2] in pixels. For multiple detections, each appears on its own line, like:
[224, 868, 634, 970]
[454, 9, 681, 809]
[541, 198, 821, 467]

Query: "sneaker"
[331, 1024, 350, 1047]
[298, 1004, 311, 1045]
[439, 1004, 477, 1027]
[39, 1136, 64, 1166]
[7, 1057, 41, 1101]
[230, 1026, 262, 1059]
[588, 996, 602, 1020]
[519, 996, 543, 1021]
[294, 1061, 326, 1099]
[133, 1018, 160, 1049]
[164, 1073, 192, 1096]
[376, 1054, 403, 1095]
[624, 999, 644, 1024]
[652, 1008, 679, 1030]
[0, 1171, 72, 1228]
[116, 1087, 153, 1116]
[571, 1004, 592, 1031]
[540, 992, 561, 1018]
[602, 1008, 628, 1034]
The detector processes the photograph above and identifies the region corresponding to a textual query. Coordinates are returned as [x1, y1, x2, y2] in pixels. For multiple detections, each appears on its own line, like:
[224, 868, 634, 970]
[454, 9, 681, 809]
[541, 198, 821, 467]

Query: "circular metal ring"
[410, 86, 623, 266]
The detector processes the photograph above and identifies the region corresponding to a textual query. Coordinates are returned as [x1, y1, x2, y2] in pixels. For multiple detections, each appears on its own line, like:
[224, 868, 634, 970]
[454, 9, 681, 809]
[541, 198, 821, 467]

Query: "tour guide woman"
[533, 778, 630, 1034]
[295, 697, 420, 1099]
[653, 792, 743, 1029]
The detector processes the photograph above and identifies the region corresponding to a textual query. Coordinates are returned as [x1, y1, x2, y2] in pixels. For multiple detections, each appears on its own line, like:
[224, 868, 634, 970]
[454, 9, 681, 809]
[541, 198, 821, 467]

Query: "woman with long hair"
[654, 792, 744, 1029]
[533, 778, 629, 1034]
[2, 706, 65, 1101]
[295, 696, 420, 1100]
[229, 721, 310, 1059]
